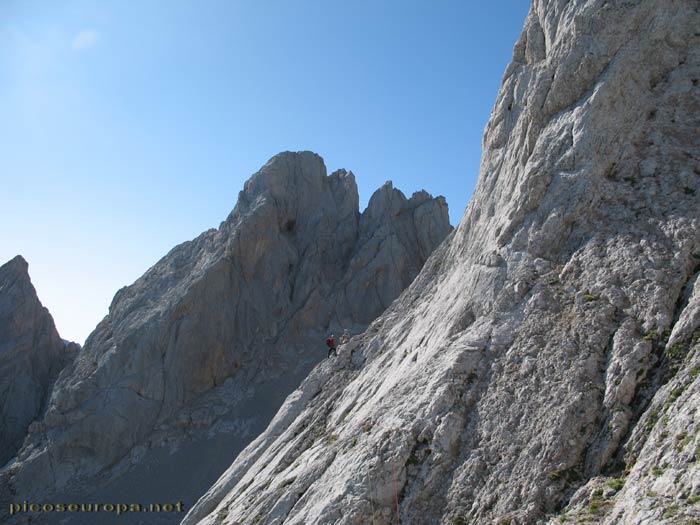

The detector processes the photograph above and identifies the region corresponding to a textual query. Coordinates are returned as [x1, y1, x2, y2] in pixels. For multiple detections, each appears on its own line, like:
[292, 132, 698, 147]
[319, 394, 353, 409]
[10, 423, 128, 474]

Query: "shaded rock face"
[0, 152, 451, 524]
[0, 256, 78, 467]
[184, 2, 700, 525]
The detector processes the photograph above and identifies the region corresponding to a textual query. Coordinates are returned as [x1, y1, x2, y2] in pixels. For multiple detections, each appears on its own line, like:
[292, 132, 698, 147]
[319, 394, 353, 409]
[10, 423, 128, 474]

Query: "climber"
[326, 334, 336, 358]
[340, 329, 350, 345]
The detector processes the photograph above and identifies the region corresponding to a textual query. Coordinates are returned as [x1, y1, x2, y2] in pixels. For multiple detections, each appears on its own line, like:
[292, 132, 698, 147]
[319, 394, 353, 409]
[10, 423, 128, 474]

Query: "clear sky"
[1, 1, 530, 345]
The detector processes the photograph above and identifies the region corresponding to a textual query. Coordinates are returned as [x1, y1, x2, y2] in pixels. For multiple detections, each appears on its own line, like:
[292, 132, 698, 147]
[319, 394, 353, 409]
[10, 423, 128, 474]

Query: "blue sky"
[1, 1, 530, 344]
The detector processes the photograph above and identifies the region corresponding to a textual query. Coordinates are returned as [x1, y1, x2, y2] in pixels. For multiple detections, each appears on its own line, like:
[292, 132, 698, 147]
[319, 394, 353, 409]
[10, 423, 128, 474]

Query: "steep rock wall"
[184, 2, 700, 524]
[0, 152, 451, 524]
[0, 256, 78, 466]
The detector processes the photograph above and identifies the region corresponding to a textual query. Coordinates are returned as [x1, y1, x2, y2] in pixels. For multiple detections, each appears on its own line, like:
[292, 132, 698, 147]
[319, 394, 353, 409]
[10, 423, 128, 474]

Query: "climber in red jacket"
[326, 335, 336, 358]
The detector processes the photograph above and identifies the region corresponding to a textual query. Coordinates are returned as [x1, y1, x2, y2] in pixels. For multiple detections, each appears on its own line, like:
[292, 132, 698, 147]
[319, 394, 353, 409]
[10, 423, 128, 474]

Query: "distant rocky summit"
[0, 256, 78, 467]
[182, 2, 700, 525]
[0, 152, 451, 524]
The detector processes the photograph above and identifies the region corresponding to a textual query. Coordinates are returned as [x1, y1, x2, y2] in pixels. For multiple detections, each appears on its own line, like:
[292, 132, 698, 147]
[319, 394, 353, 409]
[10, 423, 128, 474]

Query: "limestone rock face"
[0, 152, 451, 523]
[0, 256, 78, 467]
[184, 2, 700, 524]
[339, 182, 451, 324]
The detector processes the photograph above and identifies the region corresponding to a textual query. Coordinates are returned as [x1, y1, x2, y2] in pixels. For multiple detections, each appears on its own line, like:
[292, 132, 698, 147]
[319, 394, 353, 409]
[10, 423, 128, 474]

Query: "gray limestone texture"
[0, 256, 78, 467]
[0, 152, 451, 525]
[183, 1, 700, 524]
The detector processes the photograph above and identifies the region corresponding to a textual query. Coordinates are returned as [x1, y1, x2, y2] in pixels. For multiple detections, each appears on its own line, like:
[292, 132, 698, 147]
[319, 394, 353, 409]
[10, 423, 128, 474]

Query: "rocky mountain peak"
[0, 255, 78, 467]
[182, 3, 700, 525]
[0, 254, 29, 278]
[0, 153, 452, 523]
[238, 152, 332, 204]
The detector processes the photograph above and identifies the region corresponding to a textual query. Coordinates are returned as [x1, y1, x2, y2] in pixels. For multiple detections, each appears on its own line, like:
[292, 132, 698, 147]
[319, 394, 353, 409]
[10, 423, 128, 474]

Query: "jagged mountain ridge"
[184, 1, 700, 524]
[0, 151, 451, 524]
[0, 256, 78, 467]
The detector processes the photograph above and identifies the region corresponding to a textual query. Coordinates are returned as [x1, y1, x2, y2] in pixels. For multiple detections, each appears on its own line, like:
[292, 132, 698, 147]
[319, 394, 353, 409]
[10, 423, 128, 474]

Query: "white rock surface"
[0, 152, 451, 524]
[183, 1, 700, 524]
